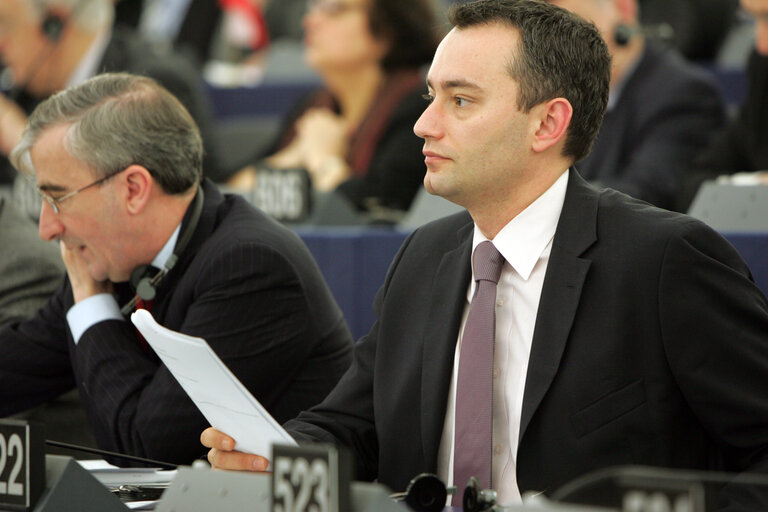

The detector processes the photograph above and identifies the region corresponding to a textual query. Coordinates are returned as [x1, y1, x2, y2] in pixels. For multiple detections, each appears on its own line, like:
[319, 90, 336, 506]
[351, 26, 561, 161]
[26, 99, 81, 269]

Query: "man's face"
[742, 0, 768, 55]
[413, 24, 535, 211]
[33, 124, 132, 283]
[0, 0, 59, 95]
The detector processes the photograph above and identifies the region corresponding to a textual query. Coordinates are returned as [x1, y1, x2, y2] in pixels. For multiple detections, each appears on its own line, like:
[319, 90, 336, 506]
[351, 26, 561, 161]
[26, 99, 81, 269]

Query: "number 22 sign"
[0, 420, 45, 511]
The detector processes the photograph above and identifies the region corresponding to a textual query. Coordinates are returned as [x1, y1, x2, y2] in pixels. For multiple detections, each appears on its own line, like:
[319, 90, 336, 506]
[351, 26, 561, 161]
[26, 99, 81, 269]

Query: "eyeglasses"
[37, 168, 124, 214]
[306, 0, 366, 16]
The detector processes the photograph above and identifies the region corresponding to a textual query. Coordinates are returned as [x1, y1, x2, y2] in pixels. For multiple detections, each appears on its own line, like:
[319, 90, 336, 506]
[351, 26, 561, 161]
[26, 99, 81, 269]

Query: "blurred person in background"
[228, 0, 440, 214]
[113, 0, 270, 67]
[0, 197, 63, 326]
[677, 0, 768, 210]
[550, 0, 726, 211]
[0, 0, 227, 188]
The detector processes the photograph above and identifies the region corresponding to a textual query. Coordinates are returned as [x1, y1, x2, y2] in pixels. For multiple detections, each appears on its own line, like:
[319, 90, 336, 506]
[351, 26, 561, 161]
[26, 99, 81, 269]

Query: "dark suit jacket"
[285, 170, 768, 495]
[698, 50, 768, 173]
[577, 43, 725, 211]
[0, 180, 353, 465]
[678, 51, 768, 211]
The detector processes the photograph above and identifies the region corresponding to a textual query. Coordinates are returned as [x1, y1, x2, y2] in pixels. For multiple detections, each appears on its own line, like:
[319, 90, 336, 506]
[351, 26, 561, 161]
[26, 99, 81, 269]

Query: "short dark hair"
[368, 0, 441, 72]
[449, 0, 610, 162]
[12, 72, 202, 194]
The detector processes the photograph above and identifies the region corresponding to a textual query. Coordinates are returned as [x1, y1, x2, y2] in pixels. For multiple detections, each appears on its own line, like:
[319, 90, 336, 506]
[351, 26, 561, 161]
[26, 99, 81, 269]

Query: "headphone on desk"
[391, 474, 499, 512]
[120, 185, 205, 316]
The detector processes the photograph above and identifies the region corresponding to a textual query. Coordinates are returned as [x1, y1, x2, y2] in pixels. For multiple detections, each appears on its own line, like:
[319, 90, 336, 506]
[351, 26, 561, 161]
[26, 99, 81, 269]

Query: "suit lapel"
[421, 219, 473, 467]
[519, 170, 599, 442]
[151, 181, 221, 322]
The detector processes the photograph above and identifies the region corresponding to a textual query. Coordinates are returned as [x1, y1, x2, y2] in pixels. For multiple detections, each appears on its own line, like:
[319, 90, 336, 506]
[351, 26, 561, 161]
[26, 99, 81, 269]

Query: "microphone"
[45, 440, 178, 470]
[614, 22, 674, 46]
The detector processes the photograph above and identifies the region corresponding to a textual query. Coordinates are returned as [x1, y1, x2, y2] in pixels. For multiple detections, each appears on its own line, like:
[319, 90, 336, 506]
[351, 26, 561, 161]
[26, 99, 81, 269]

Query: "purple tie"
[452, 241, 504, 504]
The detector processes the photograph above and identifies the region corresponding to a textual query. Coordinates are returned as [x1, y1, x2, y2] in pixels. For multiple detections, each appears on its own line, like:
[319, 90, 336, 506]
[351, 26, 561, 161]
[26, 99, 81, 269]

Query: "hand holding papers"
[131, 310, 297, 459]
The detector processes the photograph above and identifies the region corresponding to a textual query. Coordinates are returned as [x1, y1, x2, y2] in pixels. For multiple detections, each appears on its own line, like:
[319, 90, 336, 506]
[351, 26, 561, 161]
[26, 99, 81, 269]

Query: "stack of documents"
[78, 459, 176, 509]
[131, 309, 297, 456]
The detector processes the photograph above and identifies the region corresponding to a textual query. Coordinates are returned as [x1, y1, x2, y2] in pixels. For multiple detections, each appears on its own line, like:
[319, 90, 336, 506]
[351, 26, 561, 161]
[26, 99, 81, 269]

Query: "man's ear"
[531, 97, 573, 153]
[120, 165, 153, 215]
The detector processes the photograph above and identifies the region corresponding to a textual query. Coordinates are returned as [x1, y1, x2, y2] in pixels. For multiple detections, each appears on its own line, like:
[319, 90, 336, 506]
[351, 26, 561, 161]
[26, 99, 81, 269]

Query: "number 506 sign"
[0, 420, 44, 511]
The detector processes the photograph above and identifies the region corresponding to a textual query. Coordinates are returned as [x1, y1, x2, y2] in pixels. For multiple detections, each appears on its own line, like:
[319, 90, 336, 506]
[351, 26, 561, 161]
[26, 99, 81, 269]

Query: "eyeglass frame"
[37, 167, 127, 214]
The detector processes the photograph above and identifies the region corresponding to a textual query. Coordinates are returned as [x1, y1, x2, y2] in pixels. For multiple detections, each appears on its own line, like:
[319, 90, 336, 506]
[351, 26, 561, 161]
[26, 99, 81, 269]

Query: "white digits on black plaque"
[291, 458, 311, 511]
[0, 433, 6, 494]
[273, 457, 294, 512]
[7, 434, 23, 496]
[309, 459, 329, 512]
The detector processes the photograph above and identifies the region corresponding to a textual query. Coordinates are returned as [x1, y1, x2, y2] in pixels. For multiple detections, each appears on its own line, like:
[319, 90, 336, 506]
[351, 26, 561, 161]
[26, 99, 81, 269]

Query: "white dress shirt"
[437, 170, 569, 505]
[66, 27, 112, 88]
[139, 0, 194, 44]
[66, 225, 181, 343]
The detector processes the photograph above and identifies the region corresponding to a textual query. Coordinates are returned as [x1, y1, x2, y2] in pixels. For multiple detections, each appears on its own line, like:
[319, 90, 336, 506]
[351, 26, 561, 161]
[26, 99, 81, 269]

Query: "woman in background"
[229, 0, 440, 214]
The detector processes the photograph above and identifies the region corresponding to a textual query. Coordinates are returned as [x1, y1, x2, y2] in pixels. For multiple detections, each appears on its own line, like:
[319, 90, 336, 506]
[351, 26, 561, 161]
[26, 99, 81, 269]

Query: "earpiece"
[613, 24, 633, 46]
[40, 0, 92, 44]
[40, 13, 65, 43]
[614, 23, 675, 47]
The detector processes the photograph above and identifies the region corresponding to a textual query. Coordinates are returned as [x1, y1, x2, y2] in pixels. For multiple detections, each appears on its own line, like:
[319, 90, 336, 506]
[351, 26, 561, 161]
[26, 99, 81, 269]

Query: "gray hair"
[30, 0, 113, 32]
[11, 72, 203, 194]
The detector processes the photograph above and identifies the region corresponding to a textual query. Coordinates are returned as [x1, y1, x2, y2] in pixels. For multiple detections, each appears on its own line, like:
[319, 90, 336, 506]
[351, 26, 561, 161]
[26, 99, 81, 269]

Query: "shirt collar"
[471, 169, 569, 281]
[66, 27, 112, 88]
[151, 224, 182, 270]
[607, 48, 643, 111]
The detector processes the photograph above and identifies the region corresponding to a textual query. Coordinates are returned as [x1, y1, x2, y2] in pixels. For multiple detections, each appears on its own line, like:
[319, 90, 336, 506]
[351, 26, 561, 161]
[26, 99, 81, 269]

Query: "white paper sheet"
[131, 309, 297, 457]
[77, 459, 176, 486]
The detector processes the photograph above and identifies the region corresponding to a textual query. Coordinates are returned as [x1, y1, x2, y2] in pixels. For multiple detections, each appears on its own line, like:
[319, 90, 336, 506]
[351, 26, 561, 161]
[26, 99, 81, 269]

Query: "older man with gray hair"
[0, 72, 353, 465]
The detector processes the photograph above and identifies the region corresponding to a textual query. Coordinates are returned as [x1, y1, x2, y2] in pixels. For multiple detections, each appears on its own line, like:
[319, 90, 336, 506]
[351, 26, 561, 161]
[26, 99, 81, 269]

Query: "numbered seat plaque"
[0, 420, 45, 511]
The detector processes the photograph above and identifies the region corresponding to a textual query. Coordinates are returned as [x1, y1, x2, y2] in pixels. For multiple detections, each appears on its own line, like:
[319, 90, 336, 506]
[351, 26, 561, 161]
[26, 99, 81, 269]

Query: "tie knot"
[473, 241, 504, 284]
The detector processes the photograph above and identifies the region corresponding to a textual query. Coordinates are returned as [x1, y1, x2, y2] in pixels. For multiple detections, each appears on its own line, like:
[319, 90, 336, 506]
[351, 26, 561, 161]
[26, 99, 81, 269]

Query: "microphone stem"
[46, 440, 178, 470]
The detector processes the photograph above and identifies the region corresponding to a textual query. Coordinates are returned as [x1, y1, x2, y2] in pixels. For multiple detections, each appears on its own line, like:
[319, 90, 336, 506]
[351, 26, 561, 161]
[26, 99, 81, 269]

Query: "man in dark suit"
[0, 72, 353, 465]
[549, 0, 726, 211]
[0, 0, 227, 185]
[202, 0, 768, 505]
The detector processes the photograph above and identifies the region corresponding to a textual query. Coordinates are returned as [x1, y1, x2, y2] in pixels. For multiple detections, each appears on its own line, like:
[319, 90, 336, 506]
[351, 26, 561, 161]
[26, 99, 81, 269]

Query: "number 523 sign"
[271, 444, 352, 512]
[0, 420, 45, 511]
